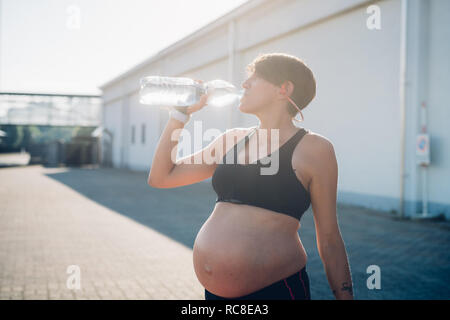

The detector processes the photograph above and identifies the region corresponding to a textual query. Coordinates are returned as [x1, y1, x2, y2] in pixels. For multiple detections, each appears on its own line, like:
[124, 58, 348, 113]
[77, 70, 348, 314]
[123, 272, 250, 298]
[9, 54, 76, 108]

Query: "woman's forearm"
[147, 117, 186, 186]
[320, 240, 354, 300]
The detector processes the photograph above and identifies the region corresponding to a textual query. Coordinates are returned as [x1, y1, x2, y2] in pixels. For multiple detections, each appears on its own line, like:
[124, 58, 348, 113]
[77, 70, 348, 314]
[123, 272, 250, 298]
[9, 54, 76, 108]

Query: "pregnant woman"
[148, 53, 353, 300]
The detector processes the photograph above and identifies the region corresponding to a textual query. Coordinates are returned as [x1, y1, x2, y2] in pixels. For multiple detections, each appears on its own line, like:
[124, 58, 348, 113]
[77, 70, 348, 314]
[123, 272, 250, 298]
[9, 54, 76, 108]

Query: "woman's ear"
[280, 81, 294, 96]
[287, 81, 295, 95]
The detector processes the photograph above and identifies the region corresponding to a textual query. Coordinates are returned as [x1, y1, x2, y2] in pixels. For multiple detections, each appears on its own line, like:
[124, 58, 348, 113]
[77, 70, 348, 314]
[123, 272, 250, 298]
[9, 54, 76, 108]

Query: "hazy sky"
[0, 0, 248, 95]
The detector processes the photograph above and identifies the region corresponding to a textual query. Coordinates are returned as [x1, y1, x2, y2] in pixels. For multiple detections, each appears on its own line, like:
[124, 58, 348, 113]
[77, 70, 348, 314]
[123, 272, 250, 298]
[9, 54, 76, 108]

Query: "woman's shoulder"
[294, 128, 336, 169]
[292, 129, 337, 185]
[301, 129, 334, 150]
[225, 125, 258, 136]
[294, 126, 329, 144]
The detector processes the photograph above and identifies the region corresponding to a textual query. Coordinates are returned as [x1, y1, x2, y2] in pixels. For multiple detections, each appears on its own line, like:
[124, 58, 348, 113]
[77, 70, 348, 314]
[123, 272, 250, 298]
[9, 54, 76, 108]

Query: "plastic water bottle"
[139, 76, 243, 110]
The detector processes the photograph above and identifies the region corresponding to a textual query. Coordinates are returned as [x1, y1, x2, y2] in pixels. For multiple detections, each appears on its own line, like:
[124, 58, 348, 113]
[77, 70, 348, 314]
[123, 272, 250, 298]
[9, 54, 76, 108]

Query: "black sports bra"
[212, 126, 311, 221]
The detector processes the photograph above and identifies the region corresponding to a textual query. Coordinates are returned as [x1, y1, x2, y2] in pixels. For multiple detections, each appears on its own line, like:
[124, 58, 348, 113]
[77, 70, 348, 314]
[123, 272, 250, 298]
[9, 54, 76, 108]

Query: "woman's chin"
[238, 103, 250, 113]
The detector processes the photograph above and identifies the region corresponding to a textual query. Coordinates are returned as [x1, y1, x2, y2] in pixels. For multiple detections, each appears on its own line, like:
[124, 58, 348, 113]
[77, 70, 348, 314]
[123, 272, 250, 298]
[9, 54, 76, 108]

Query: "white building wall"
[100, 0, 450, 219]
[427, 0, 450, 217]
[239, 0, 402, 214]
[402, 0, 450, 218]
[127, 91, 161, 171]
[102, 98, 123, 168]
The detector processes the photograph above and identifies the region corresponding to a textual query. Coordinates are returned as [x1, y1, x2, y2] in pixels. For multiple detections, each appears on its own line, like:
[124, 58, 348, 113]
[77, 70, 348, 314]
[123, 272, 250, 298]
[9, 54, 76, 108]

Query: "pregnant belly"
[193, 203, 307, 298]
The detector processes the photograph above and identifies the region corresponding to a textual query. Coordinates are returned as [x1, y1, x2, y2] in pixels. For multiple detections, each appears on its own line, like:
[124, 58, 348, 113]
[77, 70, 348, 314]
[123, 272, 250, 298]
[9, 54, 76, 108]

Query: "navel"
[204, 264, 213, 274]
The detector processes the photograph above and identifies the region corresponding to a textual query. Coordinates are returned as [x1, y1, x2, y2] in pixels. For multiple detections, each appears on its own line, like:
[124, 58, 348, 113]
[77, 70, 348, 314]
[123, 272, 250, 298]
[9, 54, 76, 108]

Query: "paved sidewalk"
[0, 152, 30, 168]
[0, 165, 204, 300]
[0, 164, 449, 300]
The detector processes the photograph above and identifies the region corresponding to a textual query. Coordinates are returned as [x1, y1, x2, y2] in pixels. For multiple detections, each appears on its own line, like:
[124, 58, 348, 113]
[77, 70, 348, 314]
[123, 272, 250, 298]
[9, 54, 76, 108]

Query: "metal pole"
[412, 104, 442, 221]
[421, 165, 428, 216]
[398, 0, 408, 219]
[420, 102, 429, 217]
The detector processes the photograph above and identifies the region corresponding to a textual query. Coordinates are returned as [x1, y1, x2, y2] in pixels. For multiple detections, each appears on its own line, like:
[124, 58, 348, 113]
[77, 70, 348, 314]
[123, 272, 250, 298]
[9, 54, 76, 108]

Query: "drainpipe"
[398, 0, 408, 219]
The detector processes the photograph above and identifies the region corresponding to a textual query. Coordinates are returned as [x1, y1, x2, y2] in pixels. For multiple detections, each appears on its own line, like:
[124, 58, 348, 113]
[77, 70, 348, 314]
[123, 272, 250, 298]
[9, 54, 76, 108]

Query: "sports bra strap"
[281, 128, 309, 154]
[228, 126, 308, 164]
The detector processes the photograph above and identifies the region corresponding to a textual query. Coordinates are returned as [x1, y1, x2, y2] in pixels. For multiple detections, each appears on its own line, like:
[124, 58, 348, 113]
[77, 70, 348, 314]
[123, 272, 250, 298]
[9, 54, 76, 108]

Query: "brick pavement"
[0, 165, 203, 300]
[0, 164, 449, 300]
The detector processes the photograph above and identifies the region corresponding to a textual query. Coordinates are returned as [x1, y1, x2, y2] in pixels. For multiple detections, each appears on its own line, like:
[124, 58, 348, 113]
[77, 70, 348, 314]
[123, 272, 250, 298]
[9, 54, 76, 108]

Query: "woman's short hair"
[246, 52, 316, 118]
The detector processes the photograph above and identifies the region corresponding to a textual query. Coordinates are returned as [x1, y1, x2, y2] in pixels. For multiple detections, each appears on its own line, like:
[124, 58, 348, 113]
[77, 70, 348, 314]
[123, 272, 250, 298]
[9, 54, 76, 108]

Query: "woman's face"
[239, 72, 278, 114]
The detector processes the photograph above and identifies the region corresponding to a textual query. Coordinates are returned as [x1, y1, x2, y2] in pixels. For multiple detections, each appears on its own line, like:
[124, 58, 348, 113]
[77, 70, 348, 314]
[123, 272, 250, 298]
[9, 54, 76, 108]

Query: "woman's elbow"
[147, 175, 163, 188]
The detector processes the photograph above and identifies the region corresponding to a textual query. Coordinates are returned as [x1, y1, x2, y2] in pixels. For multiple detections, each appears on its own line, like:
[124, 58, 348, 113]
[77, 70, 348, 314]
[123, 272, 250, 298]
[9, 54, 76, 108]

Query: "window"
[141, 124, 146, 144]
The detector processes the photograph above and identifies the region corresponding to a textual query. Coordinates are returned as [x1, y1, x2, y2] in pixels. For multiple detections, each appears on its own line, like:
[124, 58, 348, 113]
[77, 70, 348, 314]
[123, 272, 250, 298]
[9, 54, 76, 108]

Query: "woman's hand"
[184, 79, 208, 115]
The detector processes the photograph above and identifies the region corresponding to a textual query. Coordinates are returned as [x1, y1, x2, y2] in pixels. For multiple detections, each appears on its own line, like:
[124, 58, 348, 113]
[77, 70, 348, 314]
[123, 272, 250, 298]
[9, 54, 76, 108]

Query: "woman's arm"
[147, 93, 209, 188]
[319, 233, 353, 299]
[148, 90, 246, 189]
[305, 135, 353, 300]
[147, 115, 189, 187]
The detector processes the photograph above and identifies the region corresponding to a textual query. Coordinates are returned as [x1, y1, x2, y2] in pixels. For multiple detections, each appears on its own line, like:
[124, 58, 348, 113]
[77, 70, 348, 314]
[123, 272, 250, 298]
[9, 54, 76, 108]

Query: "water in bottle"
[204, 79, 243, 108]
[139, 76, 243, 110]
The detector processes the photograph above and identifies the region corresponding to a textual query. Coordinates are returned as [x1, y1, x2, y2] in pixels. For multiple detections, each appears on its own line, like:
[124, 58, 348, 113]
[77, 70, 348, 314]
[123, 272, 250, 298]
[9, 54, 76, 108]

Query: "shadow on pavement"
[45, 167, 216, 250]
[44, 166, 450, 300]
